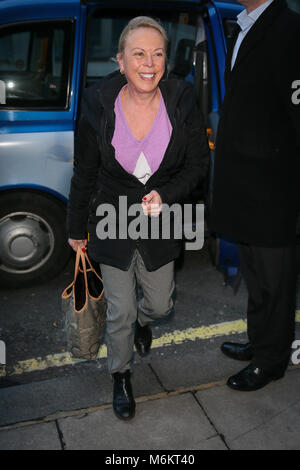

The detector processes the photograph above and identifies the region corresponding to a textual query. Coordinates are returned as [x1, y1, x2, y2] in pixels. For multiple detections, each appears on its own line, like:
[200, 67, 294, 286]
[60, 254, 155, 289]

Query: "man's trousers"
[238, 243, 297, 374]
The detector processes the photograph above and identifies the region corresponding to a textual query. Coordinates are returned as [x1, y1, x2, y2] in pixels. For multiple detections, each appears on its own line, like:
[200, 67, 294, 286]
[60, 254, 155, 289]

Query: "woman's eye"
[135, 52, 143, 57]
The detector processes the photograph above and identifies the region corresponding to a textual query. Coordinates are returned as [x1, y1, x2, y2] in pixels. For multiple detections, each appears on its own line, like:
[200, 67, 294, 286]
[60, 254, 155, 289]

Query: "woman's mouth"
[139, 73, 155, 80]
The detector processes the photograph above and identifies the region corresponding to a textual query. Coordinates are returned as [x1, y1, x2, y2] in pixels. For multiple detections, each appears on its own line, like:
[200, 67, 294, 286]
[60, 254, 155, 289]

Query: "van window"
[86, 11, 198, 83]
[0, 21, 74, 109]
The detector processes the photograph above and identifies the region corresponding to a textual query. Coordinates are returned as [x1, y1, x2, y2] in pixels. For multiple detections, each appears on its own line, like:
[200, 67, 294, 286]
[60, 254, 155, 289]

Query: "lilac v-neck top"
[111, 89, 172, 184]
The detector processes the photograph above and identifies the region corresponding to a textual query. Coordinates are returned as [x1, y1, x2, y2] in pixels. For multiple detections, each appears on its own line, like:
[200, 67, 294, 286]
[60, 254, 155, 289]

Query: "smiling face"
[117, 27, 166, 96]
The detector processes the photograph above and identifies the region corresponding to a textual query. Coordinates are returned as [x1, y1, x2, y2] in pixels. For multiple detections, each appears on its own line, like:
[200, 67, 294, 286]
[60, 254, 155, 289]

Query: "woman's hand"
[142, 190, 162, 217]
[68, 238, 87, 253]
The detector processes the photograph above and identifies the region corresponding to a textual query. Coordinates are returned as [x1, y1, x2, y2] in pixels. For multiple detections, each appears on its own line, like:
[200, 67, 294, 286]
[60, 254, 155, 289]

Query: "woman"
[67, 16, 209, 421]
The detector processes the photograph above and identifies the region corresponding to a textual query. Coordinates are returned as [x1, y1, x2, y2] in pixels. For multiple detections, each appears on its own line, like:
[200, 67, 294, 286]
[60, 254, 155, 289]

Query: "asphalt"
[1, 244, 300, 452]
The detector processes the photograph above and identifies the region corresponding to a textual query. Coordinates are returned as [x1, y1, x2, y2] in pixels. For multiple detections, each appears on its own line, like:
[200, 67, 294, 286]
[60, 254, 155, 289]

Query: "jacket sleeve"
[154, 86, 210, 206]
[67, 87, 101, 239]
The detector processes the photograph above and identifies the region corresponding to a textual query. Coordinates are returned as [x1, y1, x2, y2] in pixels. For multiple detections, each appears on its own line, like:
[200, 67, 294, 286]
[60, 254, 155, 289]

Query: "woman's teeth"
[140, 73, 155, 79]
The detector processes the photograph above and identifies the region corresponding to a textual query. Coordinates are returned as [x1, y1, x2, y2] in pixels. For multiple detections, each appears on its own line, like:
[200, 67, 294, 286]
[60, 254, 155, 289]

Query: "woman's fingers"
[142, 190, 162, 216]
[68, 238, 87, 252]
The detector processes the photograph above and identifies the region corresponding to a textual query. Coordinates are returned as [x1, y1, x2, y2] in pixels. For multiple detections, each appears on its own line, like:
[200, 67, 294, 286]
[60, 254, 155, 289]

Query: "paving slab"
[0, 422, 61, 450]
[230, 400, 300, 450]
[195, 368, 300, 450]
[58, 393, 221, 450]
[148, 334, 250, 391]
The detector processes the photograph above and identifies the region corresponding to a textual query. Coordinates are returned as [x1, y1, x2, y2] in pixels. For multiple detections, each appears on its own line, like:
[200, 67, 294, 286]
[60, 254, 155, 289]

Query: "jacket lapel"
[98, 71, 127, 132]
[231, 0, 286, 75]
[224, 23, 241, 88]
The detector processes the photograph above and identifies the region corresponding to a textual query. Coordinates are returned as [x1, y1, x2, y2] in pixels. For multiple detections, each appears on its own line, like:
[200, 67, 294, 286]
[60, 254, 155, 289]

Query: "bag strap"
[71, 248, 89, 313]
[61, 248, 86, 300]
[85, 252, 103, 279]
[80, 248, 89, 290]
[83, 251, 105, 300]
[61, 248, 105, 302]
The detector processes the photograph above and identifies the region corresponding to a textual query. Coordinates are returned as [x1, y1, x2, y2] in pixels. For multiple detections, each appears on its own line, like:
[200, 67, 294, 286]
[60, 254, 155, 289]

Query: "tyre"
[0, 191, 71, 288]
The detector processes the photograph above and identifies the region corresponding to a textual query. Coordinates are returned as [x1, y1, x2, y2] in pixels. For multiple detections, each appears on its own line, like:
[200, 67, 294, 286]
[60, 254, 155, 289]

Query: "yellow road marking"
[1, 311, 300, 378]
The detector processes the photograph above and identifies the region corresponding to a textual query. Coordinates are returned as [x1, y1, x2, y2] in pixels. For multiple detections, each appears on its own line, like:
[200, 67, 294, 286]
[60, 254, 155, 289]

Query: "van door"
[0, 1, 81, 287]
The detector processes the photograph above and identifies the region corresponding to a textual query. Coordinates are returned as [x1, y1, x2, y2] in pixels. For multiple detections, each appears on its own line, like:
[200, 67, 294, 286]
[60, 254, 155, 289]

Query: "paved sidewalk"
[1, 362, 300, 451]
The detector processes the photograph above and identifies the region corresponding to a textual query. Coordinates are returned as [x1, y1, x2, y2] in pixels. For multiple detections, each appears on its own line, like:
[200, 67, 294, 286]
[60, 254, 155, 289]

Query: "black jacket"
[210, 0, 300, 246]
[67, 72, 209, 270]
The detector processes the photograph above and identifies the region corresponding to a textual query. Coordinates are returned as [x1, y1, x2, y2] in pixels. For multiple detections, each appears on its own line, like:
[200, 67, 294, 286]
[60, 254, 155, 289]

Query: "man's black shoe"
[227, 363, 284, 392]
[221, 342, 254, 361]
[134, 320, 152, 357]
[112, 370, 136, 421]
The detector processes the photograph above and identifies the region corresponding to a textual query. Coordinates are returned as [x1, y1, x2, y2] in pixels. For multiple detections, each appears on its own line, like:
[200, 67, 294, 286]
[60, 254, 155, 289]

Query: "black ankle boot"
[112, 370, 136, 421]
[134, 320, 152, 357]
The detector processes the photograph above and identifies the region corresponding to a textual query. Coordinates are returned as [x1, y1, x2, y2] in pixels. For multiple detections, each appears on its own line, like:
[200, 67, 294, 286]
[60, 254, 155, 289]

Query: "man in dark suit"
[210, 0, 300, 391]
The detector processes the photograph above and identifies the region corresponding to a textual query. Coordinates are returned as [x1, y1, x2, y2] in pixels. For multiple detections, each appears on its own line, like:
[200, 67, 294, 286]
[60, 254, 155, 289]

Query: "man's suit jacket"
[210, 0, 300, 246]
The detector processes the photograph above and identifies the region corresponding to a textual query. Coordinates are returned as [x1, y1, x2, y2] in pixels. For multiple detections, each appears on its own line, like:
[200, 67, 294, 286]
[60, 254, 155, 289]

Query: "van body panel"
[0, 130, 73, 200]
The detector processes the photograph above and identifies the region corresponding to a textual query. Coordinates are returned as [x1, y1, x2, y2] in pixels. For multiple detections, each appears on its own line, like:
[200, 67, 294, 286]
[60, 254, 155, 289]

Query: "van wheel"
[0, 192, 71, 288]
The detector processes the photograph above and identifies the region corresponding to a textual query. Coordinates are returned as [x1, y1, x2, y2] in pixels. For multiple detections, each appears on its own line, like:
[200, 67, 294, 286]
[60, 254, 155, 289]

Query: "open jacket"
[210, 0, 300, 246]
[67, 72, 209, 270]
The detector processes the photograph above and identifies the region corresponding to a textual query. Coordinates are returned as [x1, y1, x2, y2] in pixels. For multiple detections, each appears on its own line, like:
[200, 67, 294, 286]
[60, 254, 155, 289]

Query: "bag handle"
[82, 251, 105, 301]
[61, 248, 105, 303]
[75, 249, 105, 308]
[61, 248, 87, 301]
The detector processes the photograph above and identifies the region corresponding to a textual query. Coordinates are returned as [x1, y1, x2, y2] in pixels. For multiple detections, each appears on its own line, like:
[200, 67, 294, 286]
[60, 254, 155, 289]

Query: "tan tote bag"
[62, 248, 107, 360]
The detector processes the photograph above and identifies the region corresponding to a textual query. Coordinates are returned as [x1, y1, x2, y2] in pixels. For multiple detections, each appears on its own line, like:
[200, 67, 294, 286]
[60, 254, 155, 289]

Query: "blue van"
[0, 0, 298, 287]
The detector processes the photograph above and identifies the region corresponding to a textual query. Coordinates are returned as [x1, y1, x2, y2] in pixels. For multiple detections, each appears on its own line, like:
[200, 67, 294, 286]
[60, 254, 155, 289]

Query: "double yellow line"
[1, 312, 300, 378]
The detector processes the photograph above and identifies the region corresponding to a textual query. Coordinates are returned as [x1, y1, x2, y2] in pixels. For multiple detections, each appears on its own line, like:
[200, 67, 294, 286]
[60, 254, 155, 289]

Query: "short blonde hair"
[118, 16, 168, 55]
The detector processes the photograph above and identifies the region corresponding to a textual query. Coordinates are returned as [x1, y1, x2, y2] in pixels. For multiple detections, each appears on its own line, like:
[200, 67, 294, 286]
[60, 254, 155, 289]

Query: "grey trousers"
[100, 249, 175, 374]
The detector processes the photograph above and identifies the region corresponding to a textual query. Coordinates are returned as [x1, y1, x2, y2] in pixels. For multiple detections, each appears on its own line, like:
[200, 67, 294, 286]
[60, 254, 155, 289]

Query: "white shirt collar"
[237, 0, 274, 32]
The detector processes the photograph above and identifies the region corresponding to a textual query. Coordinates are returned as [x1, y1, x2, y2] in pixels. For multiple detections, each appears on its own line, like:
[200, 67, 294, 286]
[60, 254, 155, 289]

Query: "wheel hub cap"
[0, 212, 55, 274]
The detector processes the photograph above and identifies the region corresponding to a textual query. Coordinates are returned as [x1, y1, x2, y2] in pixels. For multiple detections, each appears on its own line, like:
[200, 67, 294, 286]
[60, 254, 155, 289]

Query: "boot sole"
[113, 407, 136, 421]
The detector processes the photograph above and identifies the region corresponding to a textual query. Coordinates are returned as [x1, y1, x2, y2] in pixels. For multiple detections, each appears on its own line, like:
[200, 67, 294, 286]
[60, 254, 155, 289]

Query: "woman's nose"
[143, 54, 154, 67]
